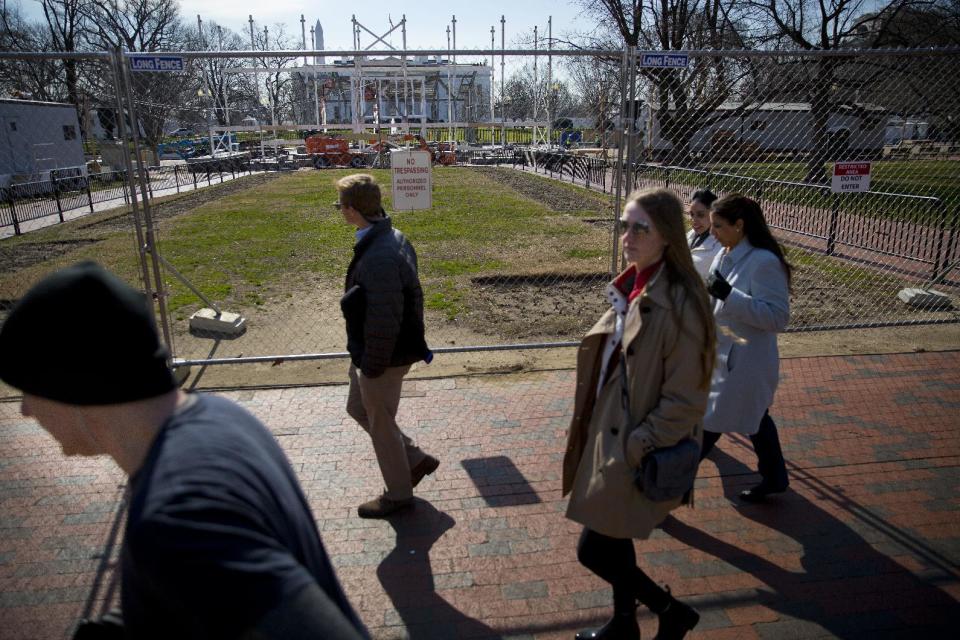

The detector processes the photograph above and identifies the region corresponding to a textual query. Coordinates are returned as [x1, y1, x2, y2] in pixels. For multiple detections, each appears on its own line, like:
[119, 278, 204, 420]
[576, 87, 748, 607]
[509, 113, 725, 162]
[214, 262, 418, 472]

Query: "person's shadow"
[662, 444, 959, 637]
[377, 500, 502, 639]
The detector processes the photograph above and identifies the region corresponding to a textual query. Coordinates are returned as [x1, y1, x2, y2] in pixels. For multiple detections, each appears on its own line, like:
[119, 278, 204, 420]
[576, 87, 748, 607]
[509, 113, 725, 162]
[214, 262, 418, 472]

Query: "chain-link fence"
[1, 47, 958, 385]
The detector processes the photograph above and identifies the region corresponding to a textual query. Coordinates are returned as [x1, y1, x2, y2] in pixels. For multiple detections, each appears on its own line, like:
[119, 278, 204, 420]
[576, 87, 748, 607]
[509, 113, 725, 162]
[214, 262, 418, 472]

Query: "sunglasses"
[619, 218, 651, 236]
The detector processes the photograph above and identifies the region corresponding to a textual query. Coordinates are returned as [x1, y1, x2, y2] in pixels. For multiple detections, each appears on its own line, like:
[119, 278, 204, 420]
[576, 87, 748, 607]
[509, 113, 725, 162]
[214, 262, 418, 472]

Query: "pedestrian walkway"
[0, 351, 958, 638]
[0, 169, 266, 239]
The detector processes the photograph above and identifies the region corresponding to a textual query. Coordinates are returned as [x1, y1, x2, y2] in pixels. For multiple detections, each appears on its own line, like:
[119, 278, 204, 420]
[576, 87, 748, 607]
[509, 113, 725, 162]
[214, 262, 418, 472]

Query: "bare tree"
[565, 56, 621, 148]
[248, 21, 299, 126]
[38, 0, 87, 125]
[0, 3, 66, 102]
[82, 0, 182, 51]
[745, 0, 933, 181]
[189, 22, 258, 127]
[575, 0, 753, 164]
[81, 0, 189, 148]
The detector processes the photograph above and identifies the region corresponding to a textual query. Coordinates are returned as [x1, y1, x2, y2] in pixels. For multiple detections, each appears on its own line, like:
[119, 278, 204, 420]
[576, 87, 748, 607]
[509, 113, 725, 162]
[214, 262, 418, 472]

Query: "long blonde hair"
[626, 188, 717, 389]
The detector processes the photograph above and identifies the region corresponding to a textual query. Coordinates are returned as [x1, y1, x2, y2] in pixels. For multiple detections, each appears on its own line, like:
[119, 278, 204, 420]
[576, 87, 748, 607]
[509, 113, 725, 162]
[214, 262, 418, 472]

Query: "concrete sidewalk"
[1, 351, 958, 639]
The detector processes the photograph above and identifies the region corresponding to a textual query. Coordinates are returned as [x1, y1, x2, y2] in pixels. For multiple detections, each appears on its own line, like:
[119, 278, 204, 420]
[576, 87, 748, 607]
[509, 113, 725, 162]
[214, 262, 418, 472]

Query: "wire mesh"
[1, 47, 958, 385]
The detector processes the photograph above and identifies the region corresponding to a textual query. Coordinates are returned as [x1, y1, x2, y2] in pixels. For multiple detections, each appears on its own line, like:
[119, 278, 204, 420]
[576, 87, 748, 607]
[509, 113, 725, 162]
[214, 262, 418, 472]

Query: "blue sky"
[14, 1, 592, 50]
[178, 1, 591, 50]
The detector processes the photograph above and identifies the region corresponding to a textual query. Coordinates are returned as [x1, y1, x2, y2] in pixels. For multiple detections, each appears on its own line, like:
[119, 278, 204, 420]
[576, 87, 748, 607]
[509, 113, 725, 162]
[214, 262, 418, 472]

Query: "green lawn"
[150, 168, 612, 316]
[644, 159, 959, 225]
[2, 166, 949, 342]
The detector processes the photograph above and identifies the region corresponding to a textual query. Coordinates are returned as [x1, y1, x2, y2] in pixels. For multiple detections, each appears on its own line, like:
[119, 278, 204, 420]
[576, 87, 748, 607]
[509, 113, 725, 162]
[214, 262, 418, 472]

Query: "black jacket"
[341, 216, 430, 377]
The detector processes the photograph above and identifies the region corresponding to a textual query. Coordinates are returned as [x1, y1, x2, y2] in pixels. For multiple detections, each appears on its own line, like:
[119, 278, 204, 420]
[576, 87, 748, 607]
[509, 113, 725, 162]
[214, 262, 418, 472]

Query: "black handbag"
[618, 351, 701, 502]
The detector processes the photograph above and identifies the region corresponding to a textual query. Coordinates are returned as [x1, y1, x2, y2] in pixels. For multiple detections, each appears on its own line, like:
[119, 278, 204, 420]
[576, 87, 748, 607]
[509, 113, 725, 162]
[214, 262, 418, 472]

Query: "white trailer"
[0, 98, 87, 188]
[638, 101, 888, 159]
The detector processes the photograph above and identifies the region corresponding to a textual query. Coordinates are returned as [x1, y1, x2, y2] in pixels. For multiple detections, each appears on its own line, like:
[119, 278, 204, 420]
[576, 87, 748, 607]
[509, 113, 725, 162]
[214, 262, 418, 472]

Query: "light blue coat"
[704, 240, 790, 435]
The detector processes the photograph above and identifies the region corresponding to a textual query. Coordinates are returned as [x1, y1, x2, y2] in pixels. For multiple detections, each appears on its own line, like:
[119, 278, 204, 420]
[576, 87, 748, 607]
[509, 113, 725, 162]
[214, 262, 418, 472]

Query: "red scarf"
[613, 261, 662, 304]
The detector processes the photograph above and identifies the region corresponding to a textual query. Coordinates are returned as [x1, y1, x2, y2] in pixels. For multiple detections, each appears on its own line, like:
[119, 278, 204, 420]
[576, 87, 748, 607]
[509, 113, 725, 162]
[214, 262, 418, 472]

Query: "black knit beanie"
[0, 261, 176, 405]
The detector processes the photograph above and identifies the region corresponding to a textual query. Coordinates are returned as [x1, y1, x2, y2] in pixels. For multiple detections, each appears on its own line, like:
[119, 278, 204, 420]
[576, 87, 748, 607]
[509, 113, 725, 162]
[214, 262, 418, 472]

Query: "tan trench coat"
[562, 268, 709, 540]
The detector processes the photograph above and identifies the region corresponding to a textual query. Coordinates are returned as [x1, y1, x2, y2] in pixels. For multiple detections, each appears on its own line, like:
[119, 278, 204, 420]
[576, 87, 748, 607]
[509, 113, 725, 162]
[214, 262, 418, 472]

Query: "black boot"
[574, 610, 640, 640]
[575, 589, 639, 640]
[653, 590, 699, 640]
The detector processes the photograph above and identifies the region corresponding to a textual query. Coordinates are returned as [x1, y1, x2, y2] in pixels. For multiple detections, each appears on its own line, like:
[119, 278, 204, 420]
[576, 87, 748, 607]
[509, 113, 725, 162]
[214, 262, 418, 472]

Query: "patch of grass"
[423, 282, 466, 320]
[156, 171, 357, 312]
[566, 248, 606, 259]
[785, 245, 902, 286]
[427, 258, 505, 276]
[699, 160, 959, 224]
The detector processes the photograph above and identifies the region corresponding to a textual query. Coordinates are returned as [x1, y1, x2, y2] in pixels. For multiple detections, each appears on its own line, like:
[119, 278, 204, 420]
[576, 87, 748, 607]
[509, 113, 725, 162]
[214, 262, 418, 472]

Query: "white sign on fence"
[831, 161, 872, 193]
[128, 55, 185, 72]
[640, 52, 689, 69]
[391, 150, 432, 211]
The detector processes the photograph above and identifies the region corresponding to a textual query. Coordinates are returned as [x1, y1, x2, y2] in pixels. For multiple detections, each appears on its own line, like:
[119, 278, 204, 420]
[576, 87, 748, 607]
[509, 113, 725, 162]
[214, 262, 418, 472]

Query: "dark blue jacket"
[341, 216, 430, 376]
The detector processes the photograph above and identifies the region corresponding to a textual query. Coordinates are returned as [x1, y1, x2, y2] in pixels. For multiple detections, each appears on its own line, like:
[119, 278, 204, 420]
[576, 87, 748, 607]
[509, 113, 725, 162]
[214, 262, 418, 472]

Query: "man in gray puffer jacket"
[336, 174, 438, 518]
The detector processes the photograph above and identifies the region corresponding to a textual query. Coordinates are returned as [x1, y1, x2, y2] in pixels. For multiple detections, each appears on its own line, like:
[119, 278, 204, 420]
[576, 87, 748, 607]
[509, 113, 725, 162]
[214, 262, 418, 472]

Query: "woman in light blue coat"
[701, 193, 792, 503]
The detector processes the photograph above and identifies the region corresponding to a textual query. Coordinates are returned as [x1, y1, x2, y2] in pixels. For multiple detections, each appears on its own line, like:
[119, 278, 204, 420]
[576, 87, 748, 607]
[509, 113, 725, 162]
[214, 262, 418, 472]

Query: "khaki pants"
[347, 364, 427, 501]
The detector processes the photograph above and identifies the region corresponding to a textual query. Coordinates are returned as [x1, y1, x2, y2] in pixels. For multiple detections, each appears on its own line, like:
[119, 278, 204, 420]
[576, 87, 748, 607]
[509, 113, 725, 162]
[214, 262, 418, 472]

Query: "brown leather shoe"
[410, 455, 440, 488]
[357, 495, 413, 519]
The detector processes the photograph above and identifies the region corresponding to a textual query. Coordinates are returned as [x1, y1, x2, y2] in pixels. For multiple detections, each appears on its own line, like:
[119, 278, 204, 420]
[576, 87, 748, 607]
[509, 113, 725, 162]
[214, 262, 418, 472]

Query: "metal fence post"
[7, 190, 20, 236]
[51, 175, 64, 223]
[931, 198, 948, 280]
[174, 165, 180, 194]
[85, 177, 94, 212]
[827, 193, 841, 256]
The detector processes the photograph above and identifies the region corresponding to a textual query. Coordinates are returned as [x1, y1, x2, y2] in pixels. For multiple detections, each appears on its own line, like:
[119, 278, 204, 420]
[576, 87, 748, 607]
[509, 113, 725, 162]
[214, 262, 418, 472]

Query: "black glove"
[706, 269, 732, 300]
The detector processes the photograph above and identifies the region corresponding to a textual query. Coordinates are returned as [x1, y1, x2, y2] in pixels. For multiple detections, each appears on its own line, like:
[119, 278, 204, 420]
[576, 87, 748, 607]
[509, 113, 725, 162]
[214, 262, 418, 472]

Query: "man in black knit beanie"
[0, 261, 368, 640]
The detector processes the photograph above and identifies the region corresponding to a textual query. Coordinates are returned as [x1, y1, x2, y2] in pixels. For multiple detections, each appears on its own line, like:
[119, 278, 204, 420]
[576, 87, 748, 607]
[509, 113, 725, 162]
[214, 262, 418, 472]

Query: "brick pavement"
[1, 351, 958, 639]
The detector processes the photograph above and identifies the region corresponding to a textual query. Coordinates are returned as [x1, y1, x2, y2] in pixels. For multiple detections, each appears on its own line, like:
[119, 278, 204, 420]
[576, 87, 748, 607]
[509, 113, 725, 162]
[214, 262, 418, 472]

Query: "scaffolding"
[289, 16, 494, 136]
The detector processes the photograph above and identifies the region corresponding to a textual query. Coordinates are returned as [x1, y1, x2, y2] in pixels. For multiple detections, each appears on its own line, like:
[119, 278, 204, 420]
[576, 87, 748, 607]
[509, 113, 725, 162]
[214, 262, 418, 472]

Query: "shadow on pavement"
[378, 500, 502, 639]
[663, 445, 960, 638]
[462, 456, 542, 508]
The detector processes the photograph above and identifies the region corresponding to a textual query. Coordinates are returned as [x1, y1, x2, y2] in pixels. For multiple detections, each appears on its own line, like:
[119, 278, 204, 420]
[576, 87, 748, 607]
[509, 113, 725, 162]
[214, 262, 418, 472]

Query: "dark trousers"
[577, 528, 670, 613]
[700, 410, 788, 488]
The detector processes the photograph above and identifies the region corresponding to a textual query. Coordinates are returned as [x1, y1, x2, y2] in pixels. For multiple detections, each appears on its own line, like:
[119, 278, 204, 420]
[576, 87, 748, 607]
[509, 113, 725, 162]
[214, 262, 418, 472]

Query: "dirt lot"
[0, 167, 957, 396]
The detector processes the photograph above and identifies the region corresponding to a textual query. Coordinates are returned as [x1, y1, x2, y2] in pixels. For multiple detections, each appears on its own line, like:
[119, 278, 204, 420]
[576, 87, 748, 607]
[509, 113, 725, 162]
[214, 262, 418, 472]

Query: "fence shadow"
[377, 500, 501, 639]
[662, 446, 960, 638]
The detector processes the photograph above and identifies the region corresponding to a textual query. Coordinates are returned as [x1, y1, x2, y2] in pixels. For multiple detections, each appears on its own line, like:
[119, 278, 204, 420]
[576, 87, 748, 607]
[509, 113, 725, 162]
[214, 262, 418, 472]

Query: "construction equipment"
[304, 135, 367, 168]
[413, 135, 457, 166]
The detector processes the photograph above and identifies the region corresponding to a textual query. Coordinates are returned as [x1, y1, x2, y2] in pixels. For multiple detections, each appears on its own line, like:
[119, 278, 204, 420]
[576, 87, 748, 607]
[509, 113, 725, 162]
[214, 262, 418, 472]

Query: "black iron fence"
[629, 162, 958, 282]
[0, 156, 254, 236]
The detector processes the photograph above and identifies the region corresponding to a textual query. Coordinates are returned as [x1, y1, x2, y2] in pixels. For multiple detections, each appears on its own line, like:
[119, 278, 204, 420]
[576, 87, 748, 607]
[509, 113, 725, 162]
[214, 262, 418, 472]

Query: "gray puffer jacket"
[341, 215, 430, 377]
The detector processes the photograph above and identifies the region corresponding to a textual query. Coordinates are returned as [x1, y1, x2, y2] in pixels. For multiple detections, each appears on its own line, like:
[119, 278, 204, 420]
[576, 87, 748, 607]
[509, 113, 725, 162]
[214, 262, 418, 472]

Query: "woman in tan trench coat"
[563, 189, 716, 640]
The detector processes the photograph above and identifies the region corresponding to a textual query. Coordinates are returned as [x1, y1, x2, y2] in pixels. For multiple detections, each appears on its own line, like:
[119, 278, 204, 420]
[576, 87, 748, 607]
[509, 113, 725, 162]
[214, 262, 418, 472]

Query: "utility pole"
[547, 16, 553, 148]
[500, 15, 506, 149]
[533, 25, 538, 145]
[311, 26, 320, 128]
[218, 25, 229, 127]
[402, 15, 409, 130]
[300, 15, 307, 67]
[249, 15, 264, 159]
[490, 26, 495, 135]
[446, 24, 452, 141]
[264, 25, 275, 129]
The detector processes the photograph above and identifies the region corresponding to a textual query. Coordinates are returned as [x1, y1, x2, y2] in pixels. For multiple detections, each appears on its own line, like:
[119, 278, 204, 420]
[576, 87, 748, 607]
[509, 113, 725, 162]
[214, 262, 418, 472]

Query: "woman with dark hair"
[563, 188, 716, 640]
[687, 189, 723, 280]
[701, 193, 792, 503]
